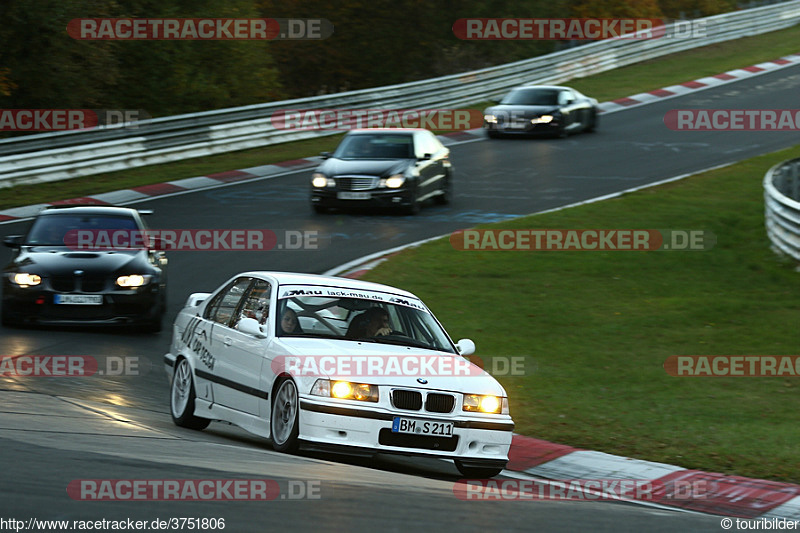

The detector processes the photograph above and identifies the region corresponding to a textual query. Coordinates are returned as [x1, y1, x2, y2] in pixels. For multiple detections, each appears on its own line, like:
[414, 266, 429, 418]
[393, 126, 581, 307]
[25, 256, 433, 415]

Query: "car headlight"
[312, 173, 333, 188]
[484, 114, 498, 124]
[380, 174, 405, 189]
[532, 115, 554, 124]
[116, 274, 151, 288]
[463, 394, 508, 414]
[311, 379, 378, 402]
[10, 273, 41, 287]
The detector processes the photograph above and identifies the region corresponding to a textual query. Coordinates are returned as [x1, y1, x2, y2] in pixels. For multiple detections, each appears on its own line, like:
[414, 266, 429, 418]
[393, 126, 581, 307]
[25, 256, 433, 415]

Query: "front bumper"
[311, 187, 416, 210]
[298, 397, 513, 465]
[484, 121, 561, 136]
[2, 282, 162, 326]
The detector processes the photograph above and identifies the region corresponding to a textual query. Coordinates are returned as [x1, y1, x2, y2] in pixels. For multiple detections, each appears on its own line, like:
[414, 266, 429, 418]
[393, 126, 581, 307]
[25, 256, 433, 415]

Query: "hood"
[271, 337, 506, 396]
[7, 246, 150, 276]
[316, 158, 410, 177]
[484, 104, 560, 118]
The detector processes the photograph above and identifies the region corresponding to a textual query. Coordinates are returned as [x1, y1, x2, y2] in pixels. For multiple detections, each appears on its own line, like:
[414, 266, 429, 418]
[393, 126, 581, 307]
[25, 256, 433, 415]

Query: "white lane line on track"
[324, 161, 736, 277]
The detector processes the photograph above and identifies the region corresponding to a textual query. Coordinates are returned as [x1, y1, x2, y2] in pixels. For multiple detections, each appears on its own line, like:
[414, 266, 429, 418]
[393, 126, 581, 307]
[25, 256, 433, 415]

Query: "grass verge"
[362, 144, 800, 483]
[2, 25, 799, 210]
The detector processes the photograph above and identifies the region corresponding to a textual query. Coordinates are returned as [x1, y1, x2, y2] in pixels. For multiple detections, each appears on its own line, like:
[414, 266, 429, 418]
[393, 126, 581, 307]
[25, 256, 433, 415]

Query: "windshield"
[333, 134, 414, 159]
[25, 214, 139, 246]
[500, 88, 559, 106]
[275, 287, 456, 353]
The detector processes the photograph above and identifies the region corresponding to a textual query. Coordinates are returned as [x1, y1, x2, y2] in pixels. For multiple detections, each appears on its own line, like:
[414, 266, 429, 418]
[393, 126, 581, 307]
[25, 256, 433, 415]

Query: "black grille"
[50, 276, 75, 292]
[81, 277, 107, 292]
[378, 428, 459, 451]
[336, 177, 376, 190]
[50, 275, 108, 292]
[425, 393, 455, 413]
[42, 303, 110, 319]
[392, 389, 422, 411]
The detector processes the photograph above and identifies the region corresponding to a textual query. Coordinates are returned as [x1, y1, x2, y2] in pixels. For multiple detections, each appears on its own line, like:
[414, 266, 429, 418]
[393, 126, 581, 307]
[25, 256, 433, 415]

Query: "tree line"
[0, 0, 740, 118]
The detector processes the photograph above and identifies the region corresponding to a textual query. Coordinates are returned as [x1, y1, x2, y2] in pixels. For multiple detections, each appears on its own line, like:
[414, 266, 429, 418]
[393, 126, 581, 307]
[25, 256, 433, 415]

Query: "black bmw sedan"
[310, 128, 452, 215]
[483, 85, 599, 138]
[2, 205, 167, 331]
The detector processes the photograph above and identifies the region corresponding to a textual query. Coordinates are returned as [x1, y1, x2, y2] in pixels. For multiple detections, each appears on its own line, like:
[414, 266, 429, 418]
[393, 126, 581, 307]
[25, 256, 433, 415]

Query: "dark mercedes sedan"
[2, 205, 167, 331]
[310, 128, 452, 215]
[483, 85, 599, 138]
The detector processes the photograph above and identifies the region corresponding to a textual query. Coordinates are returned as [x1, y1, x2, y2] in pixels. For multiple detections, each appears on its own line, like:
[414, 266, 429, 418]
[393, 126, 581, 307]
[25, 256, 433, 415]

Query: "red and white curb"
[0, 159, 321, 224]
[597, 53, 800, 113]
[507, 435, 800, 519]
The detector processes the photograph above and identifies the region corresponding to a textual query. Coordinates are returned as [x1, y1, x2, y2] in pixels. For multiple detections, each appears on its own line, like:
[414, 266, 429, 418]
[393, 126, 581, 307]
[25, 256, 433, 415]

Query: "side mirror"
[3, 235, 22, 249]
[238, 317, 266, 338]
[320, 151, 331, 159]
[456, 338, 475, 356]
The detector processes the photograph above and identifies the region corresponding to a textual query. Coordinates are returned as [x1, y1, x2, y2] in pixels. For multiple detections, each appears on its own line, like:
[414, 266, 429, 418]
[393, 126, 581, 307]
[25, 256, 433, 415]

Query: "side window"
[204, 278, 252, 327]
[427, 132, 444, 156]
[415, 133, 439, 159]
[237, 279, 272, 327]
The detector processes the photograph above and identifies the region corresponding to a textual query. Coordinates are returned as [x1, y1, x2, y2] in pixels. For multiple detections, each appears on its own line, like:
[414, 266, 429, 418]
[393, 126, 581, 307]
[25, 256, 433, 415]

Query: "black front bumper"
[311, 187, 416, 210]
[484, 122, 562, 136]
[2, 283, 163, 326]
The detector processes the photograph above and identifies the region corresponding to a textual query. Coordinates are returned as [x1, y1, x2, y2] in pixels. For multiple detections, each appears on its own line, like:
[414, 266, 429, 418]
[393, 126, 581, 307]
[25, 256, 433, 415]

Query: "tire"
[585, 111, 598, 133]
[434, 176, 451, 205]
[402, 190, 421, 215]
[142, 311, 163, 333]
[1, 305, 20, 328]
[487, 130, 500, 139]
[138, 294, 165, 333]
[170, 358, 210, 430]
[312, 204, 327, 214]
[271, 377, 300, 453]
[455, 460, 505, 479]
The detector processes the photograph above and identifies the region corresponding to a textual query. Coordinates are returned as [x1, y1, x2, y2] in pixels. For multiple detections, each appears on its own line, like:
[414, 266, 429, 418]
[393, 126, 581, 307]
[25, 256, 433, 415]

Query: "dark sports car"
[483, 85, 599, 138]
[310, 128, 452, 215]
[2, 205, 167, 331]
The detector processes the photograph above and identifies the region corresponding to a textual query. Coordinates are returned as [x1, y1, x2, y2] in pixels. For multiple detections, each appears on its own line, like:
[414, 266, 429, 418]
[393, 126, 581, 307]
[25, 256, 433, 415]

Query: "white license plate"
[337, 192, 371, 200]
[392, 417, 453, 436]
[54, 294, 103, 305]
[508, 122, 529, 129]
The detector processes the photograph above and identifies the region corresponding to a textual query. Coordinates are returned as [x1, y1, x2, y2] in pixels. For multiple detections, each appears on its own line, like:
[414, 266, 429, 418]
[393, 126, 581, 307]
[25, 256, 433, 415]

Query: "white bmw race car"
[164, 272, 514, 477]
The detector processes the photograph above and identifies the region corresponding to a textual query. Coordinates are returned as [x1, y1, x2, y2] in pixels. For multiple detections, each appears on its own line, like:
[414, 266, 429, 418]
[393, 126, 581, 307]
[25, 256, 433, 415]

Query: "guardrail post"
[764, 157, 800, 264]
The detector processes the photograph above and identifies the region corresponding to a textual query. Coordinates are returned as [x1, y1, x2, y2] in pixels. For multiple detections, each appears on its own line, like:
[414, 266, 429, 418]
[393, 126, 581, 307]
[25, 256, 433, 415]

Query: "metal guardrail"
[2, 1, 800, 188]
[765, 158, 800, 262]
